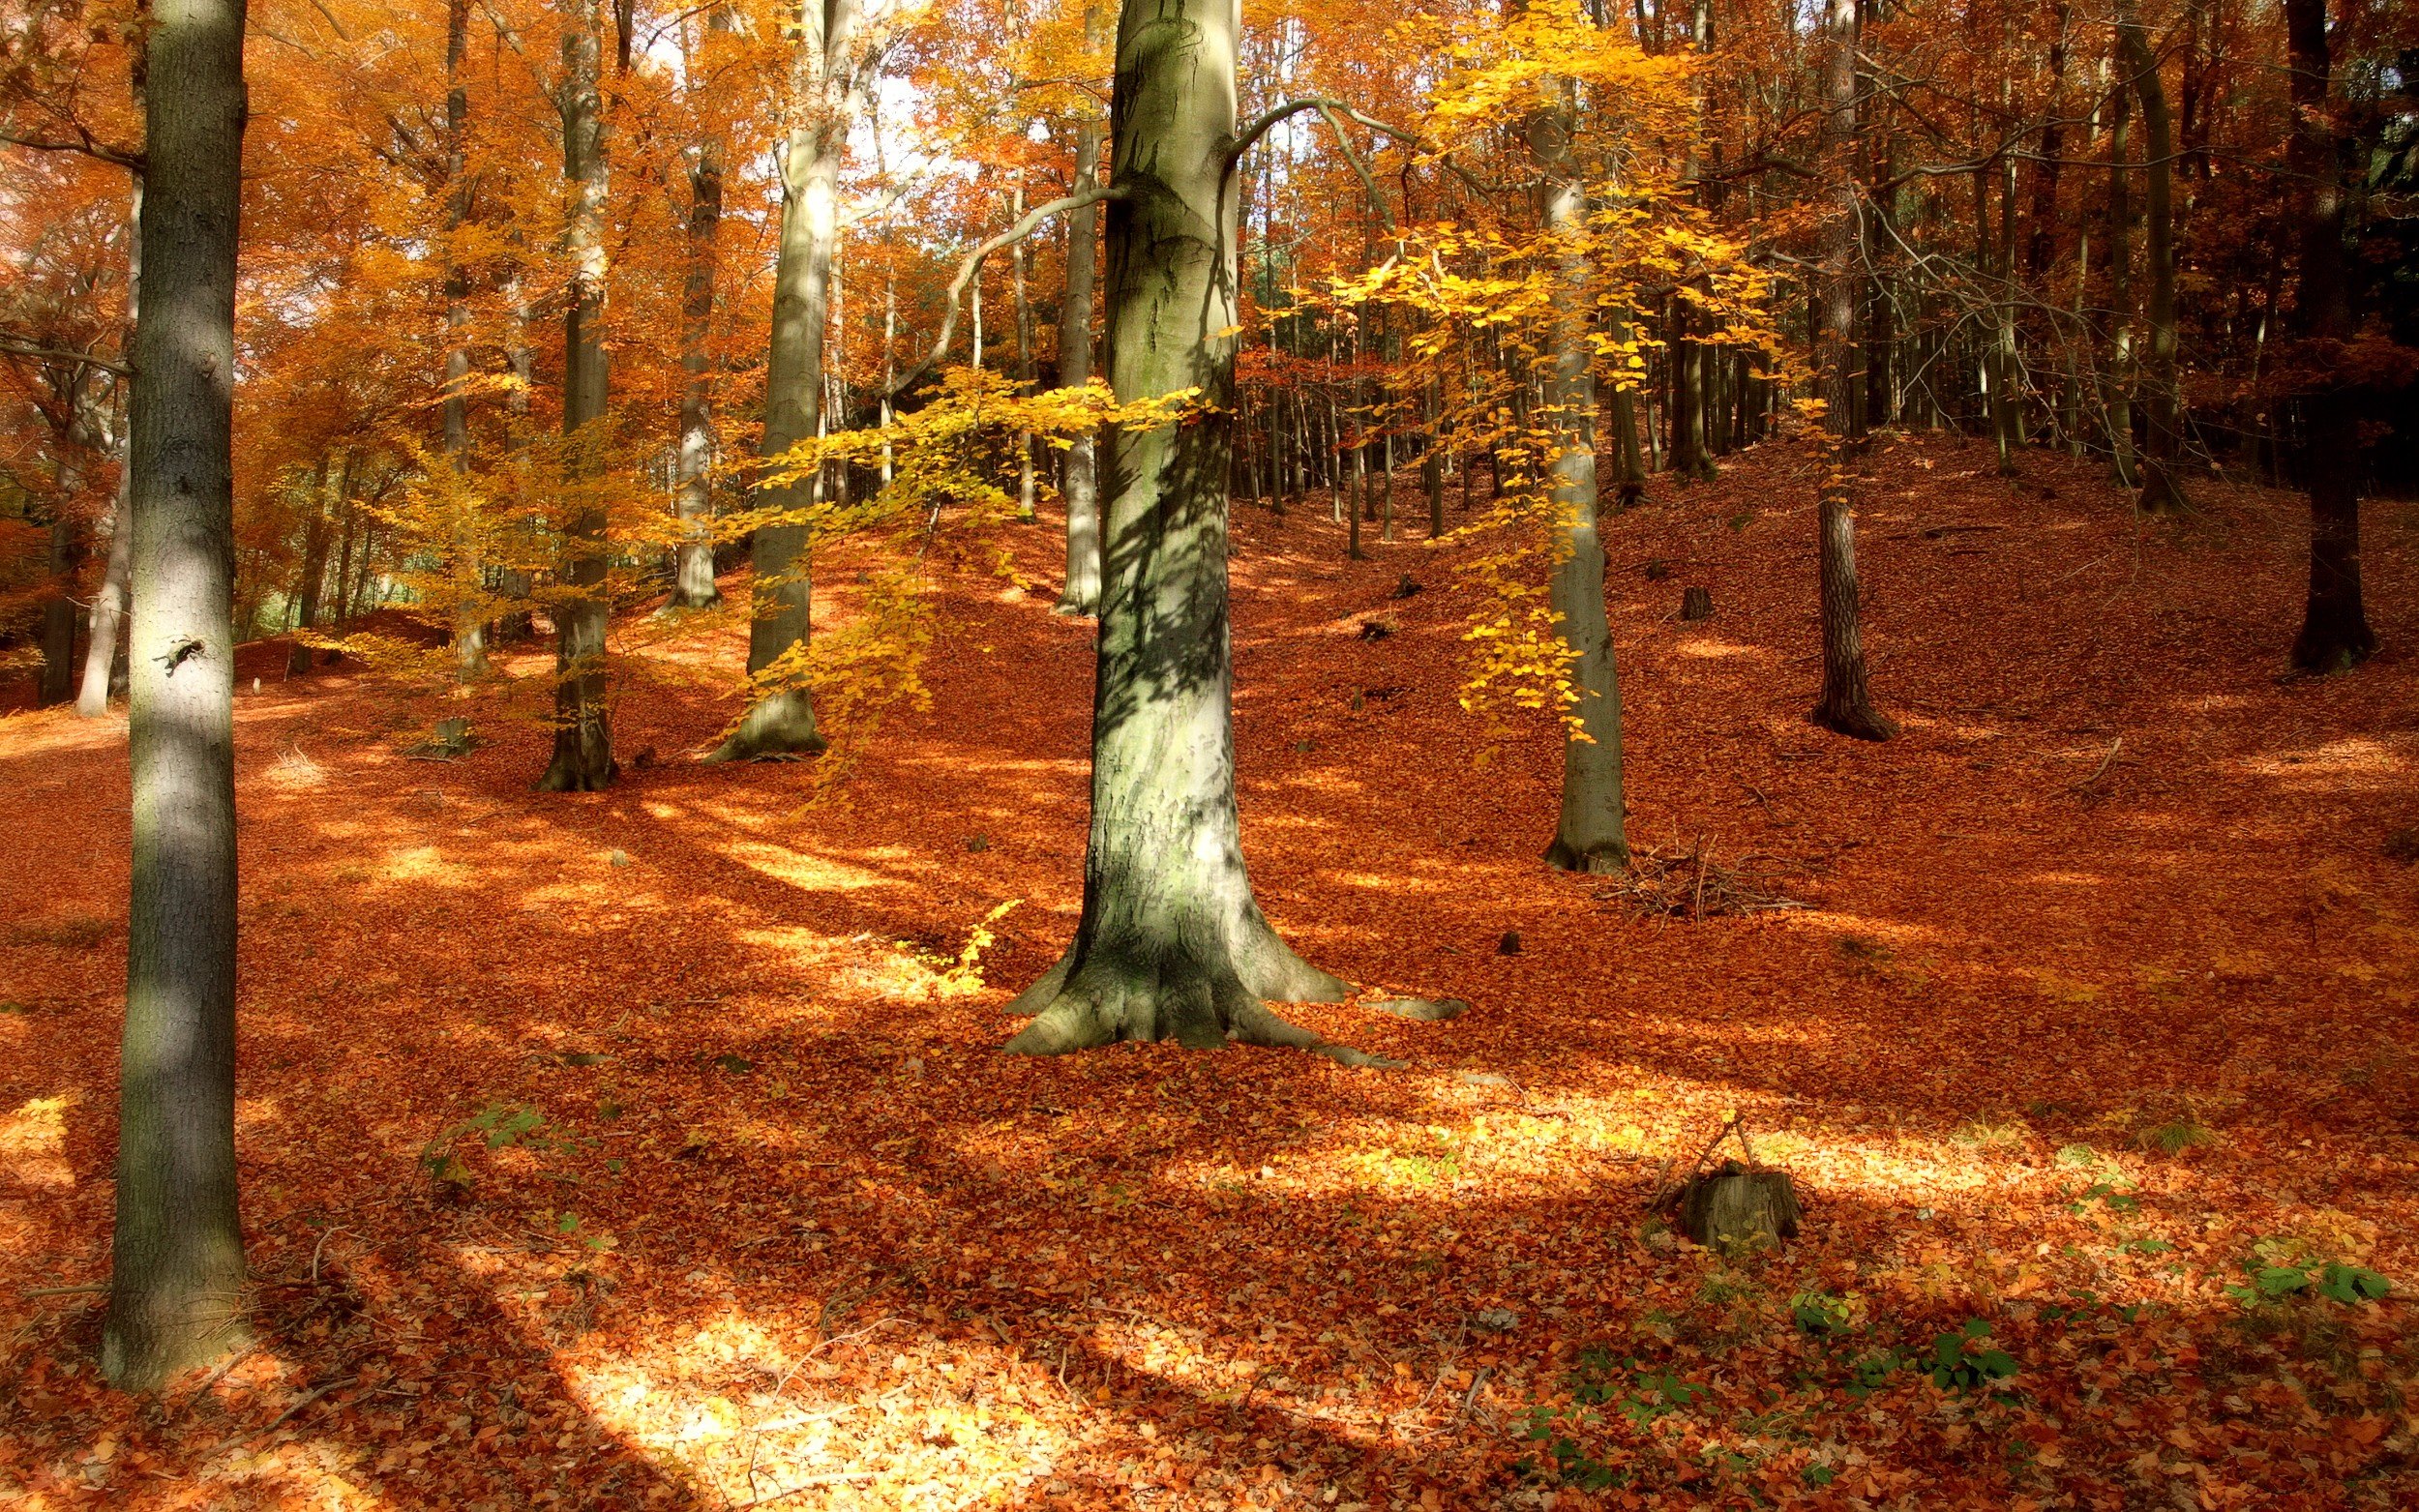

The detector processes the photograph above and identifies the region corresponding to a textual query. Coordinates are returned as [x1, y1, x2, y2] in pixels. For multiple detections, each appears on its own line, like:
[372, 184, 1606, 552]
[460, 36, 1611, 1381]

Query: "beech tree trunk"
[105, 0, 250, 1392]
[76, 458, 134, 716]
[538, 1, 615, 790]
[285, 460, 335, 677]
[1811, 0, 1894, 741]
[2118, 6, 2189, 514]
[1530, 89, 1628, 873]
[2284, 0, 2374, 671]
[1004, 0, 1414, 1065]
[1053, 75, 1103, 616]
[2104, 47, 2139, 488]
[667, 7, 730, 610]
[710, 0, 860, 762]
[442, 0, 491, 677]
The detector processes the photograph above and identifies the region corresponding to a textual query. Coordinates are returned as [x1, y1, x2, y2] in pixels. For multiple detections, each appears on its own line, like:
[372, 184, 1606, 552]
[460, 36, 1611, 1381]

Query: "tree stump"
[1680, 585, 1714, 622]
[1678, 1159, 1802, 1254]
[407, 718, 477, 760]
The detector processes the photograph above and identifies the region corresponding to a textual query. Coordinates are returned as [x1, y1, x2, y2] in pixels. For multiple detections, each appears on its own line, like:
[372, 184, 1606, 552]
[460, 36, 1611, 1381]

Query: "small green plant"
[1790, 1290, 1853, 1337]
[1519, 1349, 1705, 1490]
[2225, 1258, 2391, 1309]
[1843, 1347, 1905, 1399]
[2141, 1119, 2213, 1155]
[1926, 1319, 2018, 1393]
[420, 1102, 557, 1193]
[2069, 1180, 2139, 1216]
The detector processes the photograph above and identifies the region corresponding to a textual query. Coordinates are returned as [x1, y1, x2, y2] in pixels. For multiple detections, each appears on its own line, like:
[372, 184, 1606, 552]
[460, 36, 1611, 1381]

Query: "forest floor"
[3, 432, 2417, 1511]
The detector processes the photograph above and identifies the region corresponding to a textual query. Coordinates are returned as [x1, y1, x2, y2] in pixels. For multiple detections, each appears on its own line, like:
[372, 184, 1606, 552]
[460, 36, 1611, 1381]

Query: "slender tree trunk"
[105, 0, 249, 1393]
[711, 0, 859, 762]
[77, 457, 134, 716]
[38, 425, 87, 705]
[667, 10, 729, 609]
[492, 284, 537, 639]
[441, 0, 492, 675]
[1004, 0, 1403, 1065]
[1050, 31, 1106, 613]
[2285, 0, 2374, 670]
[76, 97, 143, 718]
[1531, 89, 1628, 873]
[2118, 6, 2189, 513]
[1811, 0, 1894, 740]
[1010, 185, 1038, 522]
[2105, 63, 2139, 488]
[285, 460, 335, 676]
[538, 0, 615, 790]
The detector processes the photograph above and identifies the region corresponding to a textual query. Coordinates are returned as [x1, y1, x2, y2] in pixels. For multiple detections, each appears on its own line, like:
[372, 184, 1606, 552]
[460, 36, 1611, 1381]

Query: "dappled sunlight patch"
[721, 840, 898, 895]
[1669, 637, 1772, 662]
[376, 845, 477, 888]
[0, 1092, 77, 1190]
[2237, 734, 2415, 792]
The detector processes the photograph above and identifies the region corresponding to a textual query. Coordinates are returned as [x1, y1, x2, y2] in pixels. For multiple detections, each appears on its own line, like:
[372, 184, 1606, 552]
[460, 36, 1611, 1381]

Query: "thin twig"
[200, 1370, 356, 1459]
[2064, 735, 2123, 795]
[310, 1228, 354, 1283]
[171, 1345, 261, 1421]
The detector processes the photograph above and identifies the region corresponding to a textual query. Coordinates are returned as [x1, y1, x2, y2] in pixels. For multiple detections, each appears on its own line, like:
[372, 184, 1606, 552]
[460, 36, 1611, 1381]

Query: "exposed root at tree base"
[1544, 838, 1630, 875]
[1809, 702, 1897, 742]
[1000, 953, 1435, 1068]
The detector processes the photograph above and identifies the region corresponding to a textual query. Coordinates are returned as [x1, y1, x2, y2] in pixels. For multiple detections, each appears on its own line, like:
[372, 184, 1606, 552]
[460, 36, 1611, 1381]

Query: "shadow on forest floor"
[3, 435, 2417, 1508]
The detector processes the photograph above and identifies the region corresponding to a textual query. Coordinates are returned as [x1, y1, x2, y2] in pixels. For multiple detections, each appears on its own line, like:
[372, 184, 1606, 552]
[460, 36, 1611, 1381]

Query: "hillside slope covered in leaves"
[3, 434, 2415, 1509]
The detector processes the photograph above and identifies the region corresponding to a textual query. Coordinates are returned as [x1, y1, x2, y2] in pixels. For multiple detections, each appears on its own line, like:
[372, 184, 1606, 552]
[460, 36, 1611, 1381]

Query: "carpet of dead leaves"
[3, 433, 2416, 1512]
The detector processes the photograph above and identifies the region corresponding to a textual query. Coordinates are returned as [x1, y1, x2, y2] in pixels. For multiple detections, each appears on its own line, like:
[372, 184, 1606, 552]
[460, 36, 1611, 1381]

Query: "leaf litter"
[0, 435, 2415, 1509]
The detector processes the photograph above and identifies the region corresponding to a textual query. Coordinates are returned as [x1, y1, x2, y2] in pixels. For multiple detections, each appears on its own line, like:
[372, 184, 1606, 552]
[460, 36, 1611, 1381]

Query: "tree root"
[702, 692, 827, 765]
[1001, 948, 1460, 1067]
[1544, 837, 1630, 875]
[1809, 701, 1897, 742]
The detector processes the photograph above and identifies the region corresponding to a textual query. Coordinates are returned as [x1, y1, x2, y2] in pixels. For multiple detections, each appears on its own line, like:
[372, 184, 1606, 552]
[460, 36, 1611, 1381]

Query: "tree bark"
[2284, 0, 2374, 671]
[442, 0, 492, 675]
[2104, 61, 2138, 487]
[105, 0, 249, 1392]
[285, 460, 335, 677]
[1811, 0, 1894, 741]
[76, 456, 134, 716]
[2118, 6, 2189, 514]
[666, 8, 729, 609]
[1530, 89, 1628, 873]
[1050, 69, 1108, 614]
[538, 0, 615, 790]
[1004, 0, 1414, 1065]
[709, 0, 859, 762]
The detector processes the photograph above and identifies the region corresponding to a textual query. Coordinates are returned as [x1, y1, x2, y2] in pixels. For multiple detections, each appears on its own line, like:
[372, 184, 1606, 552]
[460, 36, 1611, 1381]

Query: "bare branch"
[886, 181, 1127, 400]
[0, 340, 132, 377]
[0, 125, 142, 173]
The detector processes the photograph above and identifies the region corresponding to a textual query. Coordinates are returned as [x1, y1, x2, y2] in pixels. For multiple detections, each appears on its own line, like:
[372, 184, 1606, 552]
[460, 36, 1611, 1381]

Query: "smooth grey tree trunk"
[1052, 33, 1105, 619]
[442, 0, 490, 677]
[75, 108, 142, 718]
[709, 0, 861, 762]
[667, 9, 730, 611]
[2105, 63, 2139, 488]
[77, 459, 134, 716]
[1004, 0, 1426, 1066]
[105, 0, 249, 1393]
[1529, 92, 1628, 874]
[538, 2, 614, 790]
[1810, 0, 1894, 741]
